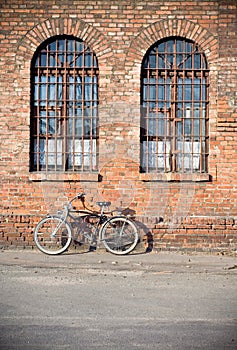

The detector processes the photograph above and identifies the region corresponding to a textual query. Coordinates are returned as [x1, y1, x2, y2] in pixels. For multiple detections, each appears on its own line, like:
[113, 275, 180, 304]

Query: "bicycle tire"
[34, 216, 72, 255]
[101, 216, 139, 255]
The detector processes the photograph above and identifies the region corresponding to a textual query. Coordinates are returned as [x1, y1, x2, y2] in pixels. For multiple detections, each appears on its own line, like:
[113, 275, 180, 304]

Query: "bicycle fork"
[50, 216, 67, 238]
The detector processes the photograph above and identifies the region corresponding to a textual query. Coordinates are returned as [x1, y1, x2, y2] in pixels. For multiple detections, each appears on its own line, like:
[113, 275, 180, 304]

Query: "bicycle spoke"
[101, 217, 138, 255]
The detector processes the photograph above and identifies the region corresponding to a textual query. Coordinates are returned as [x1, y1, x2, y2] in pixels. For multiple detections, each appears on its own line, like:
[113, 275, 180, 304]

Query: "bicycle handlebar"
[77, 193, 85, 199]
[67, 193, 85, 207]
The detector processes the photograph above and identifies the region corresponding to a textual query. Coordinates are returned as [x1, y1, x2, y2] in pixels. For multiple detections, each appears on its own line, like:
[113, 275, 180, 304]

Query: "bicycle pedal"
[89, 245, 97, 252]
[73, 240, 83, 246]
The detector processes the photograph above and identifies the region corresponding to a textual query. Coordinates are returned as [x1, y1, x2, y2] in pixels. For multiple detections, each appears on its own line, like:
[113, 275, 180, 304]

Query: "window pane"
[149, 53, 156, 68]
[194, 53, 201, 69]
[184, 79, 192, 101]
[40, 52, 47, 66]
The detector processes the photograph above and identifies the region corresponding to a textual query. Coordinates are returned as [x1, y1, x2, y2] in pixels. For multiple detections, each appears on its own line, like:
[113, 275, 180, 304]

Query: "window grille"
[30, 36, 99, 172]
[140, 37, 209, 174]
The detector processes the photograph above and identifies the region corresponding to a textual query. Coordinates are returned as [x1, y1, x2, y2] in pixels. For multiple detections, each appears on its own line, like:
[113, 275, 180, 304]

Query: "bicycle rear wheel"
[101, 216, 139, 255]
[34, 216, 72, 255]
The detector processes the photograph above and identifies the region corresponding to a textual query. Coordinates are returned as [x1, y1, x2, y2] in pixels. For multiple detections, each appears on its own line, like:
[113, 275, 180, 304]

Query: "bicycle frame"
[58, 194, 111, 243]
[68, 210, 103, 243]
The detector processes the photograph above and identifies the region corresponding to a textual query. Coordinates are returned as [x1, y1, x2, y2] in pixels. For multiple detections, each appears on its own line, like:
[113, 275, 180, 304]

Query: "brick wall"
[0, 0, 236, 252]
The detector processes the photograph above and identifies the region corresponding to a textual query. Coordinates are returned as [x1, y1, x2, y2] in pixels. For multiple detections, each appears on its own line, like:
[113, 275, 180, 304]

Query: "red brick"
[0, 0, 236, 251]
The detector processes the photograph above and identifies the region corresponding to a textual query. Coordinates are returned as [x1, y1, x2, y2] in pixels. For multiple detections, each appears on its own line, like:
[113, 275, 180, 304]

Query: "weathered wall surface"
[0, 0, 236, 251]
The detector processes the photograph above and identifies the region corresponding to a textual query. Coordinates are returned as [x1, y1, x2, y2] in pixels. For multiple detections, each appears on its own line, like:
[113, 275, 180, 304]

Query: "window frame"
[30, 35, 99, 173]
[140, 37, 209, 176]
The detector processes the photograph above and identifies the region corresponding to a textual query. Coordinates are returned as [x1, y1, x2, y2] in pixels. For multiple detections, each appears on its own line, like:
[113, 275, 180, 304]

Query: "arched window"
[30, 36, 99, 172]
[140, 37, 209, 174]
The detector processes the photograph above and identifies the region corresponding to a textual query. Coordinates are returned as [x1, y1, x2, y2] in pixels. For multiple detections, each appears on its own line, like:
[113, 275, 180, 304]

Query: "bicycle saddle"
[96, 201, 111, 207]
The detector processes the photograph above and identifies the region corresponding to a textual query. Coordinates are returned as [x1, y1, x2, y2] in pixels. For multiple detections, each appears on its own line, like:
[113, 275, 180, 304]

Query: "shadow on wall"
[135, 215, 165, 254]
[115, 207, 156, 254]
[134, 220, 154, 253]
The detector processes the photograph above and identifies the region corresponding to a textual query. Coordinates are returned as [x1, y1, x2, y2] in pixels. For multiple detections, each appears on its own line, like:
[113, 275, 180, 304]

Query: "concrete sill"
[29, 172, 99, 182]
[140, 173, 211, 182]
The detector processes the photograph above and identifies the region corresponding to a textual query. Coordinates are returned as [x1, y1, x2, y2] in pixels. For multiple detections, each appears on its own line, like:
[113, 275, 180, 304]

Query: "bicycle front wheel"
[101, 217, 139, 255]
[34, 216, 72, 255]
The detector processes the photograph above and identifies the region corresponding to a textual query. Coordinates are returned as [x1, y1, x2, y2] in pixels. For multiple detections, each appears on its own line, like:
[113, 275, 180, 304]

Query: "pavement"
[0, 247, 237, 275]
[1, 248, 237, 349]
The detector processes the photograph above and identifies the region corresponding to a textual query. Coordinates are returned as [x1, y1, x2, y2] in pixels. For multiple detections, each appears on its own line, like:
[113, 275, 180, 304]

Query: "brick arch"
[126, 18, 218, 70]
[16, 17, 113, 68]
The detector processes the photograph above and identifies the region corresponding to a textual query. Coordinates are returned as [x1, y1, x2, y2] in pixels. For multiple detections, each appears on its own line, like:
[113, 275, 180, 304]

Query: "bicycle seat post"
[100, 203, 107, 217]
[101, 205, 105, 216]
[96, 201, 111, 216]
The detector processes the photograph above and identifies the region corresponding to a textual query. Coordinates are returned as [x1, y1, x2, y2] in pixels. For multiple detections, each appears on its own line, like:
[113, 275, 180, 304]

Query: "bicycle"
[33, 193, 139, 256]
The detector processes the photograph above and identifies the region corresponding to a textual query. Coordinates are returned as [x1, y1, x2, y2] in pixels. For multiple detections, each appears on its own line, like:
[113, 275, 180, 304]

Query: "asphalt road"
[0, 250, 237, 349]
